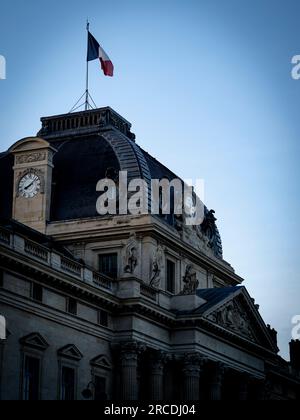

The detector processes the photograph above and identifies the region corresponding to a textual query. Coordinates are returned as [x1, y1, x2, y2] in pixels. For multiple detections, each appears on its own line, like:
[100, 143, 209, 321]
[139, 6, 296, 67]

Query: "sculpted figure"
[150, 245, 164, 288]
[124, 234, 138, 274]
[181, 264, 199, 295]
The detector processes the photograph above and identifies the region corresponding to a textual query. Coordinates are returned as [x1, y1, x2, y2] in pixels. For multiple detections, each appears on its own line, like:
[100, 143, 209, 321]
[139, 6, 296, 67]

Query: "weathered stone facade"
[0, 107, 299, 400]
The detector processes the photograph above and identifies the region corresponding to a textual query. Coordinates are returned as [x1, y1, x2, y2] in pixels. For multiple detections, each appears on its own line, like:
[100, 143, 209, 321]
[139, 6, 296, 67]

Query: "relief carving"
[16, 152, 46, 165]
[209, 299, 255, 340]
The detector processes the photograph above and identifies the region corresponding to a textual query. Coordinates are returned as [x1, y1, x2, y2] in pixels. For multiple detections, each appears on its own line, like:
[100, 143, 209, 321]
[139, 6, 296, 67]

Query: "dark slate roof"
[0, 152, 13, 220]
[194, 286, 242, 314]
[50, 135, 120, 221]
[142, 149, 179, 181]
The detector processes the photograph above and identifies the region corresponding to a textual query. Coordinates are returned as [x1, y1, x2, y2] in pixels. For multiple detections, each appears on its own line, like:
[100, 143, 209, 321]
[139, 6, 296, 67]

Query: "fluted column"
[182, 354, 203, 401]
[120, 342, 145, 401]
[149, 350, 167, 401]
[209, 362, 225, 401]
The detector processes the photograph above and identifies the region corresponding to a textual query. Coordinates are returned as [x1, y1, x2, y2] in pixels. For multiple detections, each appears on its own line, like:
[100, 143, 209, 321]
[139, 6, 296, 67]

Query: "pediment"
[19, 332, 49, 351]
[9, 137, 51, 153]
[57, 344, 83, 361]
[90, 354, 112, 370]
[202, 288, 278, 352]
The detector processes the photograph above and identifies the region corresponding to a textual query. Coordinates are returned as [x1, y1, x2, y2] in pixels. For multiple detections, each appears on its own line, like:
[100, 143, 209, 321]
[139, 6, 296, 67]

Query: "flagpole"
[85, 20, 90, 111]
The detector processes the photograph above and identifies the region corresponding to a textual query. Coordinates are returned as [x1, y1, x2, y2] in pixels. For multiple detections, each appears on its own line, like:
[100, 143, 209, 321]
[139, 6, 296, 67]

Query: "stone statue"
[181, 264, 199, 295]
[150, 245, 164, 289]
[124, 234, 138, 274]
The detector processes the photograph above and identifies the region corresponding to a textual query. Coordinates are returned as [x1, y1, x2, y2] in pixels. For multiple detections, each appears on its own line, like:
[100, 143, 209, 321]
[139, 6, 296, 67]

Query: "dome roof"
[0, 107, 223, 259]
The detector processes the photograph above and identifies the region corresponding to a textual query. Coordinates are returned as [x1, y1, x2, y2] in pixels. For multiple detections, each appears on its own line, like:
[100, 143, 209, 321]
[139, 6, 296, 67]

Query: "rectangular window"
[98, 310, 109, 327]
[166, 260, 176, 294]
[61, 367, 75, 401]
[99, 254, 118, 279]
[94, 376, 107, 401]
[67, 298, 77, 315]
[32, 283, 43, 302]
[23, 356, 40, 401]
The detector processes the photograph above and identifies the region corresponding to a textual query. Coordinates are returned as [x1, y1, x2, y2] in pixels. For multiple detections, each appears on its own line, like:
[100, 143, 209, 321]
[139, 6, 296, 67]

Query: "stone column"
[120, 342, 145, 401]
[0, 340, 4, 400]
[182, 354, 203, 401]
[209, 362, 225, 401]
[149, 351, 167, 401]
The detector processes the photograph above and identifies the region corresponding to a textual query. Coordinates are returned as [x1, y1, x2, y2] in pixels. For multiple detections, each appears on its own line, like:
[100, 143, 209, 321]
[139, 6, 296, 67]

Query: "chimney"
[267, 324, 278, 347]
[289, 340, 300, 370]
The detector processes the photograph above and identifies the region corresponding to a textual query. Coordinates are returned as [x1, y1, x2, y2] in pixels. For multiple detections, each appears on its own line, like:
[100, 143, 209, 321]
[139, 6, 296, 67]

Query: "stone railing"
[61, 257, 82, 277]
[93, 272, 113, 291]
[0, 227, 11, 245]
[0, 227, 112, 293]
[24, 239, 49, 262]
[0, 226, 177, 309]
[39, 107, 135, 140]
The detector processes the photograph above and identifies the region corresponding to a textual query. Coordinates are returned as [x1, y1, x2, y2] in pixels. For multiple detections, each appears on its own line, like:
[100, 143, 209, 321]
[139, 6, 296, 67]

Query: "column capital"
[149, 350, 169, 372]
[120, 341, 146, 361]
[211, 362, 226, 381]
[182, 353, 205, 376]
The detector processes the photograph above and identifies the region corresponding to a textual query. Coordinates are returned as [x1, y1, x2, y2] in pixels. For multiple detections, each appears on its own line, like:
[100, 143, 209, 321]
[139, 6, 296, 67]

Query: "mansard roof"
[0, 107, 223, 259]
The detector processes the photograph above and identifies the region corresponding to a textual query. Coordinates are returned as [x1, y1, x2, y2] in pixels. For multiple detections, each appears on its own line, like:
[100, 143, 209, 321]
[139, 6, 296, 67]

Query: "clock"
[18, 172, 41, 198]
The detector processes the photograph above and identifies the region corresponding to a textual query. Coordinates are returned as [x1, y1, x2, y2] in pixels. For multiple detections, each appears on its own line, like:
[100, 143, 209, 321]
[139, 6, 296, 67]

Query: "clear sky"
[0, 0, 299, 358]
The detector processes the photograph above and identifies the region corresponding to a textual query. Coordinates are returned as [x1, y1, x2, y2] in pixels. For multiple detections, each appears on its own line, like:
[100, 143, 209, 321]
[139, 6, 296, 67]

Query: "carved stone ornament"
[208, 299, 255, 341]
[16, 168, 45, 196]
[124, 233, 139, 274]
[149, 245, 165, 289]
[120, 341, 146, 362]
[181, 264, 199, 295]
[16, 152, 46, 165]
[175, 208, 223, 260]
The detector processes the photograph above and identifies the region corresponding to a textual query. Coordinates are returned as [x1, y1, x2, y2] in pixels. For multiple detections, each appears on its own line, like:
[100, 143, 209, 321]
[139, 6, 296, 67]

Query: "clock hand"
[24, 181, 34, 190]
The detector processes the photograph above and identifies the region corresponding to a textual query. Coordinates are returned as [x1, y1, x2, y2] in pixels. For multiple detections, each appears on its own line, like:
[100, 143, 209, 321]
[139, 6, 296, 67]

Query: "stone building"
[0, 107, 299, 400]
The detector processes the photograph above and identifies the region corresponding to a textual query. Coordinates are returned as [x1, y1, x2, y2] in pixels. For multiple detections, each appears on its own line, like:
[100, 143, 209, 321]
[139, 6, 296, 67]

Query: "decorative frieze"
[16, 152, 46, 165]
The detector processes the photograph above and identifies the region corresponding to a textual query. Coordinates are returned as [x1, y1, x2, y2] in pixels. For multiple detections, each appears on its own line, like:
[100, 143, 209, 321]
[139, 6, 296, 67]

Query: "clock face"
[18, 172, 41, 198]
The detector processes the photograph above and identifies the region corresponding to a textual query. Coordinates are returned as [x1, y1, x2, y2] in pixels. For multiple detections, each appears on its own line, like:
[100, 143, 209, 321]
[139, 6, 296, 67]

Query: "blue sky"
[0, 0, 299, 358]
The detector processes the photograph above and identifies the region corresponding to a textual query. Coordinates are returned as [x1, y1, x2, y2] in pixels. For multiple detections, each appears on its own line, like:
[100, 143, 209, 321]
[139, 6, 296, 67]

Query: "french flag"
[87, 31, 114, 77]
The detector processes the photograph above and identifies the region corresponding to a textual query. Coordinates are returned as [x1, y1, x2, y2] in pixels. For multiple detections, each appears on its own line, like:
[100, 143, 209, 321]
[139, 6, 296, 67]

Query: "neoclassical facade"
[0, 107, 299, 400]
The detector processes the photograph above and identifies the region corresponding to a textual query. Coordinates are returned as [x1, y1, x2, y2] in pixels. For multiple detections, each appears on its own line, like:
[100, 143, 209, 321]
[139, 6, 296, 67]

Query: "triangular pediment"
[90, 354, 112, 370]
[57, 344, 83, 361]
[19, 333, 49, 351]
[201, 287, 278, 352]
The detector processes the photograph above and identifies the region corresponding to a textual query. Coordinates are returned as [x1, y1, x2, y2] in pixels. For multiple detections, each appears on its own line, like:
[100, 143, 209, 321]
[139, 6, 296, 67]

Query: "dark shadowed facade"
[0, 107, 299, 400]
